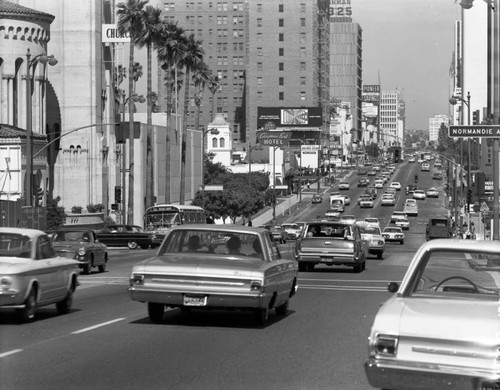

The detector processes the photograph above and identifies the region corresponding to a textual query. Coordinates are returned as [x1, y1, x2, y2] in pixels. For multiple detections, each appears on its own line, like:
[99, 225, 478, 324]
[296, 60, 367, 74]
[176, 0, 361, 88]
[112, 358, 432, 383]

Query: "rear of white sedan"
[365, 240, 500, 390]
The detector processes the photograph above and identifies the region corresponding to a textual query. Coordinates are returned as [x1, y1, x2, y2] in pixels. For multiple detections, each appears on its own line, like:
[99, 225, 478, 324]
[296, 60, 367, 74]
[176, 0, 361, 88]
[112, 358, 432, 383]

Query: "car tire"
[400, 240, 404, 245]
[254, 307, 269, 326]
[377, 252, 383, 260]
[140, 244, 150, 249]
[127, 241, 139, 249]
[98, 261, 106, 273]
[18, 288, 36, 323]
[84, 261, 92, 275]
[353, 262, 363, 273]
[148, 302, 165, 323]
[275, 300, 289, 316]
[298, 263, 307, 272]
[56, 285, 74, 315]
[305, 264, 315, 272]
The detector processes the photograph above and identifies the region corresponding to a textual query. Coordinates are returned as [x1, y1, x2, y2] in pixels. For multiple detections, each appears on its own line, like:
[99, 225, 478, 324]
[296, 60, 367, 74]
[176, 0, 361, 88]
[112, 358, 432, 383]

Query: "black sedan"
[96, 225, 154, 249]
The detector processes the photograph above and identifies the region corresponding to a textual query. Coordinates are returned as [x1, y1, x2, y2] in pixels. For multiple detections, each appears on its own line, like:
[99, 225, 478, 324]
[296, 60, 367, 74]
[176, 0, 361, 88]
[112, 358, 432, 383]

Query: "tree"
[208, 74, 220, 119]
[117, 0, 149, 223]
[365, 142, 381, 159]
[135, 4, 162, 210]
[155, 21, 187, 204]
[193, 62, 211, 135]
[46, 196, 66, 231]
[179, 33, 205, 204]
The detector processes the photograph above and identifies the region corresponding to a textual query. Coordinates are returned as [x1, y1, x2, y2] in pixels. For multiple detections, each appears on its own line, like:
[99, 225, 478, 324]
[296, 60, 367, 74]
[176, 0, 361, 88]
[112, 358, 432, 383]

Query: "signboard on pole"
[449, 125, 500, 137]
[257, 131, 291, 146]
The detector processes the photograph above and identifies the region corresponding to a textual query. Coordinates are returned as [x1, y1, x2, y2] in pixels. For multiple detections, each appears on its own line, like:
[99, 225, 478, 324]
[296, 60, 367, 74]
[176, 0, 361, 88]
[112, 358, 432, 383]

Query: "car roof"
[0, 227, 46, 238]
[171, 224, 266, 235]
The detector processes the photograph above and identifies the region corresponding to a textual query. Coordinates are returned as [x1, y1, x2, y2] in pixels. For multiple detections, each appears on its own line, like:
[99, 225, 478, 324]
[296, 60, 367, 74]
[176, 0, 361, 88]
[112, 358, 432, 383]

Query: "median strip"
[71, 318, 125, 334]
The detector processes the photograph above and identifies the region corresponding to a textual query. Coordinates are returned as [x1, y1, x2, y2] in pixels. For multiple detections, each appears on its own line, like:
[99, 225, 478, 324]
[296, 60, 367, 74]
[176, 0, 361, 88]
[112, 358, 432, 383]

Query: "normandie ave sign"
[449, 125, 500, 137]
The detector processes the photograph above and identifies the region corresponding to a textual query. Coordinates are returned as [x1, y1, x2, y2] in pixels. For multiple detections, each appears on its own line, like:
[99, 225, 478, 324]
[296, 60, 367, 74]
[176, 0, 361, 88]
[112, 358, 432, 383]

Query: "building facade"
[429, 114, 450, 143]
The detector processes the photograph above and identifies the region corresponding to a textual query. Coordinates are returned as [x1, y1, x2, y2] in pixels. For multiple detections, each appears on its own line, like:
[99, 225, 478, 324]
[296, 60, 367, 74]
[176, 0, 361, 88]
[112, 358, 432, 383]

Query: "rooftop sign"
[449, 125, 500, 137]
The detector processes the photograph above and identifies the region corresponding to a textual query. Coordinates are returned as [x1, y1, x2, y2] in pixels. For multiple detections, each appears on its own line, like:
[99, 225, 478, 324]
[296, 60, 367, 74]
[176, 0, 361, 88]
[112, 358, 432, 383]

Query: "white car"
[357, 222, 385, 259]
[389, 182, 401, 191]
[364, 217, 380, 226]
[381, 226, 405, 244]
[426, 187, 439, 198]
[395, 218, 410, 230]
[374, 180, 384, 189]
[403, 200, 418, 216]
[359, 195, 374, 208]
[408, 156, 416, 162]
[381, 194, 396, 206]
[390, 211, 407, 223]
[342, 194, 351, 206]
[340, 215, 357, 224]
[413, 189, 427, 200]
[338, 181, 350, 190]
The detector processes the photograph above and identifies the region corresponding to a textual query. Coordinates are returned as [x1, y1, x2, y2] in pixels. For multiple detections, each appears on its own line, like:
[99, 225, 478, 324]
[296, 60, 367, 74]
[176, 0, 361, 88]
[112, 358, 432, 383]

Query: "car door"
[35, 235, 65, 303]
[266, 234, 294, 305]
[90, 231, 105, 265]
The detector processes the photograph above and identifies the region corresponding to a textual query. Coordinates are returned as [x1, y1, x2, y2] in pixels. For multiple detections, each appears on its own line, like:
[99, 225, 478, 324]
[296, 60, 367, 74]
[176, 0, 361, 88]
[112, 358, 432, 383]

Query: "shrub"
[47, 196, 67, 231]
[87, 203, 105, 213]
[71, 206, 83, 214]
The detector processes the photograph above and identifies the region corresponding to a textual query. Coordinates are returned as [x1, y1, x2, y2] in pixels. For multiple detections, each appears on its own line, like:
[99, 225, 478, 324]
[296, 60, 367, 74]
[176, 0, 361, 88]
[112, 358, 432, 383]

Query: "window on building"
[301, 91, 306, 101]
[300, 77, 306, 87]
[279, 77, 284, 86]
[300, 62, 306, 71]
[279, 19, 284, 27]
[300, 3, 306, 12]
[257, 18, 262, 27]
[279, 33, 284, 42]
[300, 47, 306, 58]
[220, 137, 225, 148]
[300, 32, 306, 43]
[279, 92, 284, 100]
[257, 62, 263, 71]
[257, 32, 263, 42]
[300, 18, 306, 27]
[279, 63, 284, 71]
[279, 48, 284, 56]
[257, 77, 263, 87]
[212, 138, 217, 148]
[257, 3, 262, 12]
[279, 4, 284, 12]
[257, 91, 262, 103]
[257, 47, 263, 56]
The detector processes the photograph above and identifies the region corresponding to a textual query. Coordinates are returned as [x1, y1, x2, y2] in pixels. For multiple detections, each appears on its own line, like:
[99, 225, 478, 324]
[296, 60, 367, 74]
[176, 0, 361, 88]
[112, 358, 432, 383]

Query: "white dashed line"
[0, 349, 23, 358]
[71, 318, 125, 335]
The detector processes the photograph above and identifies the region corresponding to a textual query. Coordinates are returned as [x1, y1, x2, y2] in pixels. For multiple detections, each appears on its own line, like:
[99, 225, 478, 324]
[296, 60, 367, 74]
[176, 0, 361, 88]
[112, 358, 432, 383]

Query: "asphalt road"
[0, 161, 447, 390]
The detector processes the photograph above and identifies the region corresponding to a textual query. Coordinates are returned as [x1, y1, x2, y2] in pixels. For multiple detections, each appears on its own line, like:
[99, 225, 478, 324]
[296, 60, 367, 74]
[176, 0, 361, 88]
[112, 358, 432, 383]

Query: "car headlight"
[371, 334, 399, 358]
[0, 276, 12, 290]
[78, 247, 86, 256]
[130, 273, 144, 286]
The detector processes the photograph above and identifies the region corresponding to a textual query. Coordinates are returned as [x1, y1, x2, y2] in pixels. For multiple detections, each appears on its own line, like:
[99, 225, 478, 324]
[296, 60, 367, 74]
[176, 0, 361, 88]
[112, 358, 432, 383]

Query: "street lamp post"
[450, 91, 471, 233]
[247, 143, 263, 226]
[201, 127, 219, 209]
[272, 146, 280, 223]
[25, 49, 57, 206]
[121, 93, 145, 224]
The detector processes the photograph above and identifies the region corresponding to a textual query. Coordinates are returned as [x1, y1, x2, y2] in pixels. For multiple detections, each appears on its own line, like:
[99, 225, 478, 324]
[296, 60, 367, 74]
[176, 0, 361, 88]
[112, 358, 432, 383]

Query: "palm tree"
[155, 21, 187, 204]
[193, 62, 211, 135]
[117, 0, 148, 224]
[179, 33, 204, 204]
[208, 74, 220, 120]
[135, 5, 162, 211]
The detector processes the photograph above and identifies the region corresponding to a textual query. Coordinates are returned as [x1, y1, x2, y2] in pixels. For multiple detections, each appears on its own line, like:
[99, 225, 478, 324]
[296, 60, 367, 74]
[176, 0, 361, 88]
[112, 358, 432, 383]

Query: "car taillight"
[250, 280, 263, 291]
[130, 274, 144, 286]
[371, 334, 398, 357]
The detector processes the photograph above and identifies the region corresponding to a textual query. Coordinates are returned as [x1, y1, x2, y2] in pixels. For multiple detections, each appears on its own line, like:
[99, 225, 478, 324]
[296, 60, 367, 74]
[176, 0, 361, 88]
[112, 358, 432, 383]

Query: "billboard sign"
[257, 107, 322, 129]
[257, 131, 291, 146]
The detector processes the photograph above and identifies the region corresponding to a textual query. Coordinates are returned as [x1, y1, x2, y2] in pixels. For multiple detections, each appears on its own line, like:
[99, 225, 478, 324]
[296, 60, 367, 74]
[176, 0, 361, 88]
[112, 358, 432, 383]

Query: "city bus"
[144, 204, 206, 247]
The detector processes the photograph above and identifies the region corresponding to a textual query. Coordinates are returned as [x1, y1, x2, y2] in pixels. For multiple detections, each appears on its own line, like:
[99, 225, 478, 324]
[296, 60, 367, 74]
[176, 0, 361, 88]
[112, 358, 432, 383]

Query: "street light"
[201, 127, 219, 209]
[247, 142, 263, 226]
[450, 91, 472, 233]
[25, 49, 57, 207]
[272, 145, 281, 224]
[121, 92, 145, 224]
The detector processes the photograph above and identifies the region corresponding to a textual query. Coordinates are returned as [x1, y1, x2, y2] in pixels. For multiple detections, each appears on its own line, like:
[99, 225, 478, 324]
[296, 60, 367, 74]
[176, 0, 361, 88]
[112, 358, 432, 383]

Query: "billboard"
[257, 107, 322, 129]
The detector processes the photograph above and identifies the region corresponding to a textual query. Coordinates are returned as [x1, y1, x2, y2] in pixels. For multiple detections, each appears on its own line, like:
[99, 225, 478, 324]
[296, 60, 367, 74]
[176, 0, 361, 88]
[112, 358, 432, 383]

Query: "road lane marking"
[0, 349, 23, 358]
[71, 318, 125, 335]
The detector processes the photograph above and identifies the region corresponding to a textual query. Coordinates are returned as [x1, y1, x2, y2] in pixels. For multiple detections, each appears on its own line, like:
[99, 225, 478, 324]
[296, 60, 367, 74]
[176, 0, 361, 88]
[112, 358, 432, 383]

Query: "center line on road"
[0, 349, 23, 358]
[72, 318, 125, 335]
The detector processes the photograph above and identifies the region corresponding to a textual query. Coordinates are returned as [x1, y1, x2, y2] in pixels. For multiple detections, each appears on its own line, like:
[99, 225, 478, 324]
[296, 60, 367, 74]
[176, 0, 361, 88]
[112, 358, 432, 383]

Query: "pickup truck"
[294, 221, 368, 273]
[426, 218, 453, 240]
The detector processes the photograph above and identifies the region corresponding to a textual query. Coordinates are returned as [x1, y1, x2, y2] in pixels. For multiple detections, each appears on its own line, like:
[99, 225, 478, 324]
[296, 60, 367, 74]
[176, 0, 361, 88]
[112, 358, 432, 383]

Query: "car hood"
[0, 257, 78, 273]
[52, 242, 85, 251]
[132, 254, 269, 278]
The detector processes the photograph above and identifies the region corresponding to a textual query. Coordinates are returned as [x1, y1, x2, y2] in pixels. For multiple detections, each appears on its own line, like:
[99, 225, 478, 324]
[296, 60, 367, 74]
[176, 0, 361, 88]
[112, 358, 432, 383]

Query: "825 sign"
[329, 0, 352, 17]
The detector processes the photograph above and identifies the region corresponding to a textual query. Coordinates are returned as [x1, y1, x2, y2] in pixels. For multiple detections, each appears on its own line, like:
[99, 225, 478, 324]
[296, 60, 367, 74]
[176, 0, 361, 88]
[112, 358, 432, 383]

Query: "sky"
[351, 0, 463, 130]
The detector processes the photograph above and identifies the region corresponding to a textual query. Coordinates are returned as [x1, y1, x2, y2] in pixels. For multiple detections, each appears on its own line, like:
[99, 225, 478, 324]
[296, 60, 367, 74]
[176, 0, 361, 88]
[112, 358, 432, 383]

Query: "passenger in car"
[226, 236, 242, 255]
[186, 235, 201, 252]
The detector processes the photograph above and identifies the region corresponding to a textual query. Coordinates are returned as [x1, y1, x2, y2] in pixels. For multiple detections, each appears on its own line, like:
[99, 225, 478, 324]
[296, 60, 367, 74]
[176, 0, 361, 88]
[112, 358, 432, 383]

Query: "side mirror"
[387, 282, 399, 293]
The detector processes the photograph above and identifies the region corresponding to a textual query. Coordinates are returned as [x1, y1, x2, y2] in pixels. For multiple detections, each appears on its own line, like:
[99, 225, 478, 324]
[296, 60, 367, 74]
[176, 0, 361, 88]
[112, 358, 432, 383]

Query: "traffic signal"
[114, 186, 122, 203]
[472, 110, 480, 125]
[467, 189, 472, 205]
[35, 187, 44, 207]
[394, 148, 400, 163]
[111, 203, 119, 211]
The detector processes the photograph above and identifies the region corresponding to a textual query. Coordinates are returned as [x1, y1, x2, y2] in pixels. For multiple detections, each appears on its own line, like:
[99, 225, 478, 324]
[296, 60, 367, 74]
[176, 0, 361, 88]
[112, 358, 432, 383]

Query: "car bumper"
[0, 290, 24, 307]
[365, 357, 500, 390]
[129, 288, 271, 310]
[296, 253, 363, 266]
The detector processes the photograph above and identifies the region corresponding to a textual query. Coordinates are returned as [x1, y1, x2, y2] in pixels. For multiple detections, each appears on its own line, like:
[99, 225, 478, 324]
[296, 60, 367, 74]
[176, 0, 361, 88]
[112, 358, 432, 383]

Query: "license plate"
[321, 257, 334, 262]
[183, 294, 207, 306]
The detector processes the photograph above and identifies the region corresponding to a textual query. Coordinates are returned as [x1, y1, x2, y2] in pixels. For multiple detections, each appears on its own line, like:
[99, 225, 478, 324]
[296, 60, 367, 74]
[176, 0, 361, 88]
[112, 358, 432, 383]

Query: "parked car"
[0, 228, 79, 322]
[311, 194, 323, 204]
[408, 156, 416, 162]
[338, 181, 350, 190]
[129, 225, 298, 325]
[413, 189, 427, 200]
[367, 169, 377, 176]
[426, 187, 439, 198]
[381, 226, 405, 244]
[421, 162, 430, 171]
[281, 223, 301, 240]
[357, 169, 368, 175]
[51, 229, 108, 274]
[96, 225, 154, 249]
[395, 217, 410, 230]
[365, 240, 500, 390]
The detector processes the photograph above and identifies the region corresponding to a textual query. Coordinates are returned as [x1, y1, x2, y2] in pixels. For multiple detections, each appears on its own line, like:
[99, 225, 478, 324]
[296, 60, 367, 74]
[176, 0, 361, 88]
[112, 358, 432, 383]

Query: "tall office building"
[380, 91, 401, 149]
[429, 115, 449, 143]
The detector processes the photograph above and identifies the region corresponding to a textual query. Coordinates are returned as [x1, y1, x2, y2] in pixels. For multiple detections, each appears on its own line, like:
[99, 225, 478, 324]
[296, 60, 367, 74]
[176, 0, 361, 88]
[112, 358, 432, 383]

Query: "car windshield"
[384, 227, 401, 233]
[360, 226, 381, 235]
[52, 231, 88, 242]
[160, 230, 267, 260]
[408, 249, 500, 298]
[306, 223, 351, 238]
[0, 233, 31, 258]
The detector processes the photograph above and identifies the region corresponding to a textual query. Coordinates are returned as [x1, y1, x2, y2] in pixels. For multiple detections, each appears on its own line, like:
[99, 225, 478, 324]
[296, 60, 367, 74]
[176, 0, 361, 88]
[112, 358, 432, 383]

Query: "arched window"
[212, 137, 218, 148]
[219, 137, 225, 148]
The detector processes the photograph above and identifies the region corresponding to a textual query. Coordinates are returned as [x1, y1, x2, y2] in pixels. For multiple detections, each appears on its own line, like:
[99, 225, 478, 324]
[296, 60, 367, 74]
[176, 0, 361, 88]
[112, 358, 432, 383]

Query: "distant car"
[408, 156, 416, 163]
[365, 240, 500, 390]
[342, 194, 351, 206]
[359, 195, 374, 208]
[270, 226, 287, 244]
[385, 187, 396, 195]
[390, 211, 407, 223]
[395, 218, 410, 230]
[374, 180, 384, 189]
[421, 162, 430, 171]
[413, 189, 427, 200]
[340, 215, 357, 224]
[426, 187, 439, 198]
[129, 225, 298, 325]
[382, 226, 405, 244]
[364, 187, 378, 200]
[358, 178, 370, 187]
[367, 170, 377, 176]
[381, 193, 396, 206]
[405, 184, 417, 195]
[324, 208, 341, 220]
[96, 225, 154, 249]
[389, 182, 401, 191]
[0, 228, 79, 322]
[52, 229, 108, 274]
[432, 172, 443, 180]
[339, 181, 350, 190]
[364, 217, 380, 226]
[357, 222, 385, 259]
[403, 199, 418, 216]
[357, 169, 368, 175]
[281, 223, 301, 240]
[312, 194, 323, 204]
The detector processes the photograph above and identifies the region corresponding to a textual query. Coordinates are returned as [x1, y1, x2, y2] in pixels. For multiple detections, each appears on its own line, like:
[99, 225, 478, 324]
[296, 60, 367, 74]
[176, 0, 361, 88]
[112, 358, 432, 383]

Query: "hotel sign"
[449, 125, 500, 137]
[257, 131, 291, 146]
